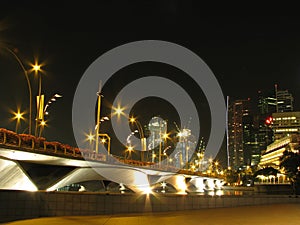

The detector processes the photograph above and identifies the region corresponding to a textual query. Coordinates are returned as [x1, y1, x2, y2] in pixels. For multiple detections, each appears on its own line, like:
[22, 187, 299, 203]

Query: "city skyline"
[2, 4, 300, 224]
[1, 5, 300, 154]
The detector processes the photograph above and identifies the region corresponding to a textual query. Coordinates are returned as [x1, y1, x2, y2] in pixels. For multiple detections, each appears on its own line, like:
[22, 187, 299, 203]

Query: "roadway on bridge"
[5, 204, 300, 225]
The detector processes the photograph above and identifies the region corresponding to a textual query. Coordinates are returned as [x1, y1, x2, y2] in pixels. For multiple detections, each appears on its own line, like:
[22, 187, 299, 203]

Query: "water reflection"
[187, 189, 251, 196]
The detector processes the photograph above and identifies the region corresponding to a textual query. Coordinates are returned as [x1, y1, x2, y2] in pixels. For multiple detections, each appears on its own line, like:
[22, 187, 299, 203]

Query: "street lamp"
[95, 82, 112, 156]
[129, 116, 147, 161]
[30, 61, 43, 137]
[98, 133, 111, 156]
[43, 94, 62, 116]
[159, 132, 169, 166]
[37, 93, 62, 137]
[1, 46, 33, 134]
[12, 109, 25, 133]
[39, 120, 47, 137]
[125, 145, 134, 160]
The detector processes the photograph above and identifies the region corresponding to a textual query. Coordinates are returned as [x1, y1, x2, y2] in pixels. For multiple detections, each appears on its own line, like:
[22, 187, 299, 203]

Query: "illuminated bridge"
[0, 128, 224, 194]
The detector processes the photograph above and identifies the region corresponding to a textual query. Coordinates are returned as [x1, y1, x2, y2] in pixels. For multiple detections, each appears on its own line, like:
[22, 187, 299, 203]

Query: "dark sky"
[1, 2, 300, 163]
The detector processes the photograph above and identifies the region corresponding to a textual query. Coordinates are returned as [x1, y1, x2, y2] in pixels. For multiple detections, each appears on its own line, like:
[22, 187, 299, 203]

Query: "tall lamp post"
[38, 93, 62, 137]
[129, 117, 146, 161]
[95, 82, 111, 158]
[31, 62, 43, 137]
[1, 47, 33, 134]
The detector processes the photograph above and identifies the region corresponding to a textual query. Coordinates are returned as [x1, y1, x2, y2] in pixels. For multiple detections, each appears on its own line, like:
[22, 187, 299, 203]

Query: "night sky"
[1, 2, 300, 163]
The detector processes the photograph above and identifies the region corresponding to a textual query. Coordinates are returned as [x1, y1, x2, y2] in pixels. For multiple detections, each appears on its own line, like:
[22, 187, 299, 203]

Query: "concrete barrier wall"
[1, 190, 300, 223]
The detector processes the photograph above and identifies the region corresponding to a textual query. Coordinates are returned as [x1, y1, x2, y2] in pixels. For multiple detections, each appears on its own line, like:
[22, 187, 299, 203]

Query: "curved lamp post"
[1, 47, 33, 134]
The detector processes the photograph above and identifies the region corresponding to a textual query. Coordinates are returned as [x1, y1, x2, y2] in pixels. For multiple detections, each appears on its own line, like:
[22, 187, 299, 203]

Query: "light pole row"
[1, 46, 62, 137]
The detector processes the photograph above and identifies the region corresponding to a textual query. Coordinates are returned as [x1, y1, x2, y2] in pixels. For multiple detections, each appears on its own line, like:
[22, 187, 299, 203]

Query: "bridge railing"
[0, 128, 224, 178]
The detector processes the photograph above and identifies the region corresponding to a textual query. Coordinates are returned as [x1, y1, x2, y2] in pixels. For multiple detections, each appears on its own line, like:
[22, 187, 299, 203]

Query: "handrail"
[0, 128, 224, 178]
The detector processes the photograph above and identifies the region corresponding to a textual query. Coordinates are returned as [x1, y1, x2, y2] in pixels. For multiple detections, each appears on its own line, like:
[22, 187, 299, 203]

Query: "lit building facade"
[272, 111, 300, 140]
[275, 88, 294, 112]
[259, 134, 300, 169]
[257, 91, 277, 116]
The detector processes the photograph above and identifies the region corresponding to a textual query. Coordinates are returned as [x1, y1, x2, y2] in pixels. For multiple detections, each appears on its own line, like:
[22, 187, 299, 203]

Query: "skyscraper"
[228, 98, 251, 169]
[242, 115, 260, 166]
[257, 90, 277, 116]
[275, 85, 294, 112]
[256, 90, 276, 157]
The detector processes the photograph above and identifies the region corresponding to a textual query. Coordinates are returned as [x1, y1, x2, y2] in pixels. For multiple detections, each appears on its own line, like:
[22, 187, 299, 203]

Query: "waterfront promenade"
[5, 204, 300, 225]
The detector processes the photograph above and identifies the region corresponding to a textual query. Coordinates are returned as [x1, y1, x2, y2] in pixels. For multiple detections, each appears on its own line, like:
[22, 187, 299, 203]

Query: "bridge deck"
[0, 128, 223, 179]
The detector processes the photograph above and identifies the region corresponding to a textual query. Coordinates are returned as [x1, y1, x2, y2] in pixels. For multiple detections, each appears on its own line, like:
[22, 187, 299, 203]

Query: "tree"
[280, 150, 300, 194]
[254, 167, 279, 177]
[225, 169, 239, 185]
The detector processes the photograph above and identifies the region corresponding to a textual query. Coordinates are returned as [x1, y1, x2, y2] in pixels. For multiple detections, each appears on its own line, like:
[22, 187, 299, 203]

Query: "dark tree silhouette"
[280, 150, 300, 195]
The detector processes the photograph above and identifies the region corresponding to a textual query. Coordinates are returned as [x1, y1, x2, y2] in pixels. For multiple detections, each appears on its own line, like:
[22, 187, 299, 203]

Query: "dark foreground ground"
[4, 204, 300, 225]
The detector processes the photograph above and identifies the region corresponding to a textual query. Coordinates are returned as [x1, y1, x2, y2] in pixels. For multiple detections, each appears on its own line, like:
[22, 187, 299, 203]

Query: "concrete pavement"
[4, 204, 300, 225]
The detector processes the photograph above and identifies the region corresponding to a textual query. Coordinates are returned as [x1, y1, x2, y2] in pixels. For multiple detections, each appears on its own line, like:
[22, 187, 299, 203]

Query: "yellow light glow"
[175, 176, 187, 194]
[40, 120, 46, 126]
[112, 104, 126, 118]
[141, 186, 152, 195]
[12, 109, 25, 121]
[161, 182, 167, 188]
[130, 117, 136, 123]
[33, 64, 41, 72]
[127, 146, 133, 151]
[29, 60, 45, 74]
[101, 138, 106, 144]
[86, 133, 95, 142]
[115, 107, 123, 115]
[15, 112, 22, 120]
[162, 133, 169, 139]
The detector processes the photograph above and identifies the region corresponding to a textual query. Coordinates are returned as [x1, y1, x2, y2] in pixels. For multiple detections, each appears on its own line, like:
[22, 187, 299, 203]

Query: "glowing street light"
[39, 120, 47, 137]
[125, 146, 134, 159]
[12, 109, 25, 133]
[113, 105, 126, 118]
[43, 93, 63, 116]
[86, 133, 95, 143]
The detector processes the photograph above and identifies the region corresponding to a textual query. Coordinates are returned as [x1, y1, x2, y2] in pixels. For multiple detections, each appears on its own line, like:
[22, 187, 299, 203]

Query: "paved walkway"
[5, 204, 300, 225]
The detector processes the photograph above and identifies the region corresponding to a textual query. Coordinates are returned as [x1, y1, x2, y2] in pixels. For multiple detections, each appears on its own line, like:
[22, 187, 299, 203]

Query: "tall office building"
[275, 85, 294, 112]
[257, 90, 277, 116]
[228, 98, 251, 169]
[256, 90, 276, 155]
[242, 115, 260, 166]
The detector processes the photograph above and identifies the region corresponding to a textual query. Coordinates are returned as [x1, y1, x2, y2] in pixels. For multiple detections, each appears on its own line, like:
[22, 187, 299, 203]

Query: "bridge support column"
[0, 158, 37, 191]
[165, 175, 187, 194]
[190, 177, 205, 193]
